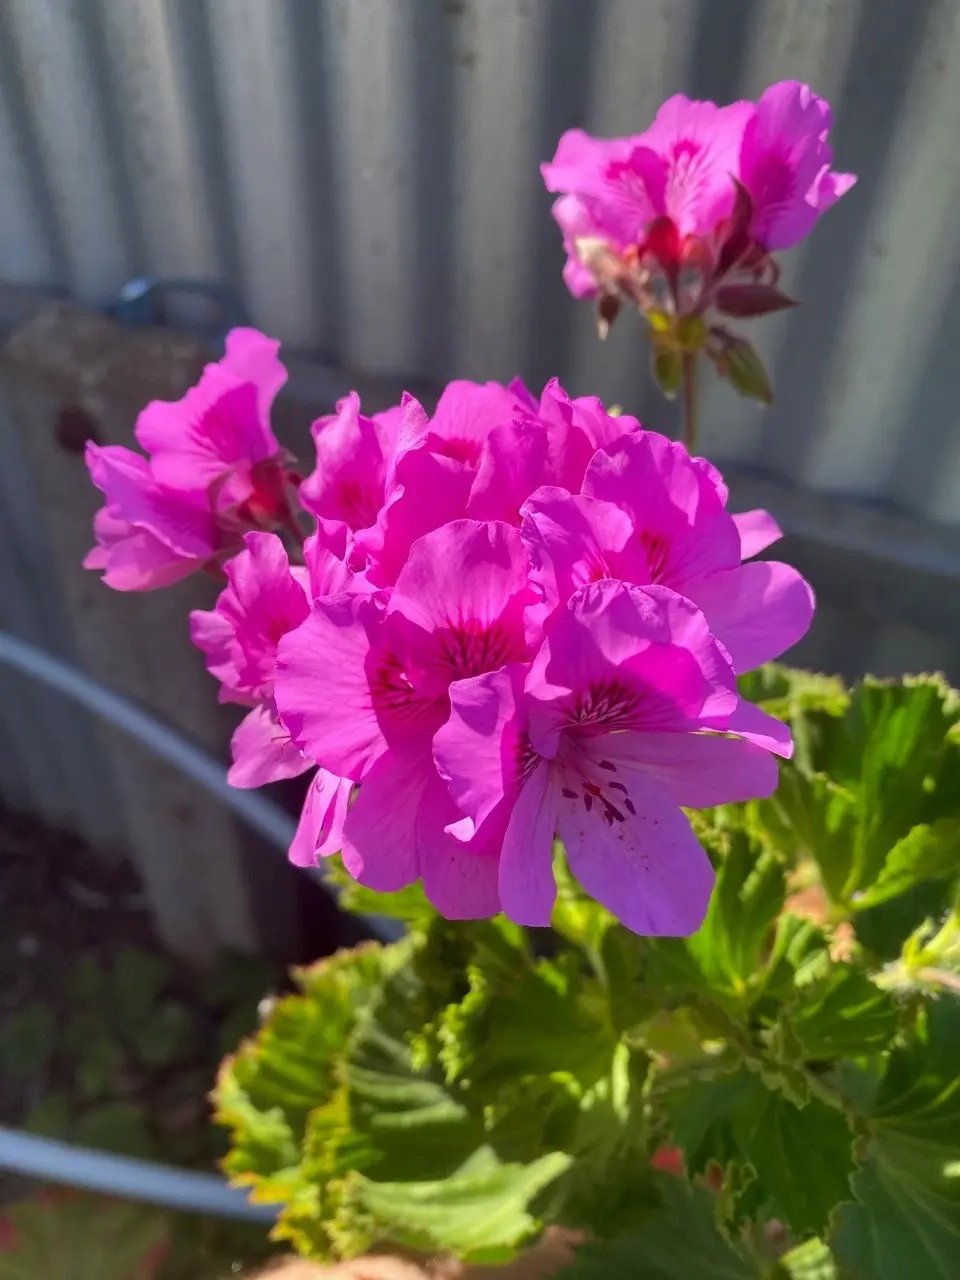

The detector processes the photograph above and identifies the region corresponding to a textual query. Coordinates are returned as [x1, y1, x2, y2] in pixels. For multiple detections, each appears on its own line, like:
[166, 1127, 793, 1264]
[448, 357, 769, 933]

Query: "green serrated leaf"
[463, 953, 617, 1092]
[686, 830, 786, 998]
[358, 1146, 571, 1261]
[855, 818, 960, 909]
[785, 965, 899, 1059]
[667, 1072, 854, 1235]
[834, 1147, 959, 1280]
[214, 943, 388, 1191]
[761, 769, 856, 903]
[833, 999, 960, 1280]
[556, 1176, 759, 1278]
[824, 677, 960, 897]
[344, 959, 484, 1182]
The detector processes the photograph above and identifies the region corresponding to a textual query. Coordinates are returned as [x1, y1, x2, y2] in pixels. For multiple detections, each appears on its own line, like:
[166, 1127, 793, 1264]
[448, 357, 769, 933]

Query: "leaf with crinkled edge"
[555, 1176, 760, 1278]
[819, 676, 960, 899]
[464, 950, 618, 1092]
[213, 942, 389, 1194]
[545, 1042, 660, 1238]
[665, 1072, 855, 1236]
[685, 828, 786, 999]
[343, 954, 486, 1183]
[854, 818, 960, 909]
[780, 964, 899, 1059]
[833, 999, 960, 1280]
[357, 1146, 572, 1262]
[757, 676, 960, 934]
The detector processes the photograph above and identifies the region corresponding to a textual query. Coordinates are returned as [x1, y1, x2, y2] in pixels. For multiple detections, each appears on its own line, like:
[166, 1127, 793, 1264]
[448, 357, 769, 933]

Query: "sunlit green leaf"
[784, 965, 899, 1058]
[213, 943, 388, 1190]
[775, 1237, 837, 1280]
[855, 819, 960, 908]
[359, 1147, 571, 1261]
[686, 831, 786, 997]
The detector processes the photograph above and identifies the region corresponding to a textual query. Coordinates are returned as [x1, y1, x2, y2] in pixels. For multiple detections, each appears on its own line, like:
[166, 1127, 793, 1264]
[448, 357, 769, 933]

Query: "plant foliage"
[214, 670, 960, 1277]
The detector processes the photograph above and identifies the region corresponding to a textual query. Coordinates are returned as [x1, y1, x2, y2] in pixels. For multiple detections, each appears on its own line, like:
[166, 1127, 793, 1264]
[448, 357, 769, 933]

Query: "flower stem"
[681, 351, 699, 454]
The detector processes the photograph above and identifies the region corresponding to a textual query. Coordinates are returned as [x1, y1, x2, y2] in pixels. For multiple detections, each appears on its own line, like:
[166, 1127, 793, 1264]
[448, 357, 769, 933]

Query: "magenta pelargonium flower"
[136, 327, 287, 507]
[93, 358, 813, 935]
[300, 377, 642, 587]
[542, 79, 855, 296]
[84, 444, 217, 591]
[84, 328, 300, 592]
[522, 431, 813, 673]
[434, 581, 787, 933]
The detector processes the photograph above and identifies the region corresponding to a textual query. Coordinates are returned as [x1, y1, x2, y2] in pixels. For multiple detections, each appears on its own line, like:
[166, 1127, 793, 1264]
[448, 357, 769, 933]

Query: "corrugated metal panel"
[0, 0, 955, 516]
[1, 0, 959, 859]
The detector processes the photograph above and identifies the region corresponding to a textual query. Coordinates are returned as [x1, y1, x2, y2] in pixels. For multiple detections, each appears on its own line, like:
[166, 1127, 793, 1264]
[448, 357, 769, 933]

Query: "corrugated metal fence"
[1, 0, 959, 937]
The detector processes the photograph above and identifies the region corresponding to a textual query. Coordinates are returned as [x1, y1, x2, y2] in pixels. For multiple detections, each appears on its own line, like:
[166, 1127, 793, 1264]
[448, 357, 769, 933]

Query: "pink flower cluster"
[86, 329, 813, 936]
[543, 79, 855, 301]
[84, 329, 299, 590]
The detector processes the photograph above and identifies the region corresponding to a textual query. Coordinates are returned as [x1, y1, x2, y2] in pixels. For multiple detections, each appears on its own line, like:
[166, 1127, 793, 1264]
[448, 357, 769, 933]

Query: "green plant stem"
[681, 351, 699, 454]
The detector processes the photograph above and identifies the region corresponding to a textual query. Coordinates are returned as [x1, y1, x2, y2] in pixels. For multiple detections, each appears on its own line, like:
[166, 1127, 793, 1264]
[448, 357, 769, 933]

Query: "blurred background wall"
[1, 0, 958, 950]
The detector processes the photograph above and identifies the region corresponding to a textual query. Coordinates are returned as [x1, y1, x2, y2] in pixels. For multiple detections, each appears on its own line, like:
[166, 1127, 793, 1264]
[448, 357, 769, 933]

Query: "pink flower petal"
[227, 703, 311, 788]
[300, 392, 388, 532]
[214, 532, 310, 699]
[418, 773, 502, 919]
[468, 421, 550, 524]
[498, 763, 559, 927]
[274, 594, 389, 779]
[520, 487, 645, 626]
[728, 699, 794, 759]
[222, 327, 288, 419]
[387, 520, 533, 698]
[741, 81, 855, 250]
[734, 508, 782, 558]
[583, 432, 741, 585]
[637, 95, 753, 238]
[681, 561, 814, 673]
[276, 593, 443, 780]
[370, 447, 474, 587]
[427, 380, 525, 468]
[526, 581, 738, 756]
[434, 665, 529, 830]
[592, 730, 780, 807]
[86, 444, 214, 558]
[289, 769, 351, 867]
[340, 748, 427, 891]
[560, 769, 714, 936]
[136, 329, 283, 493]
